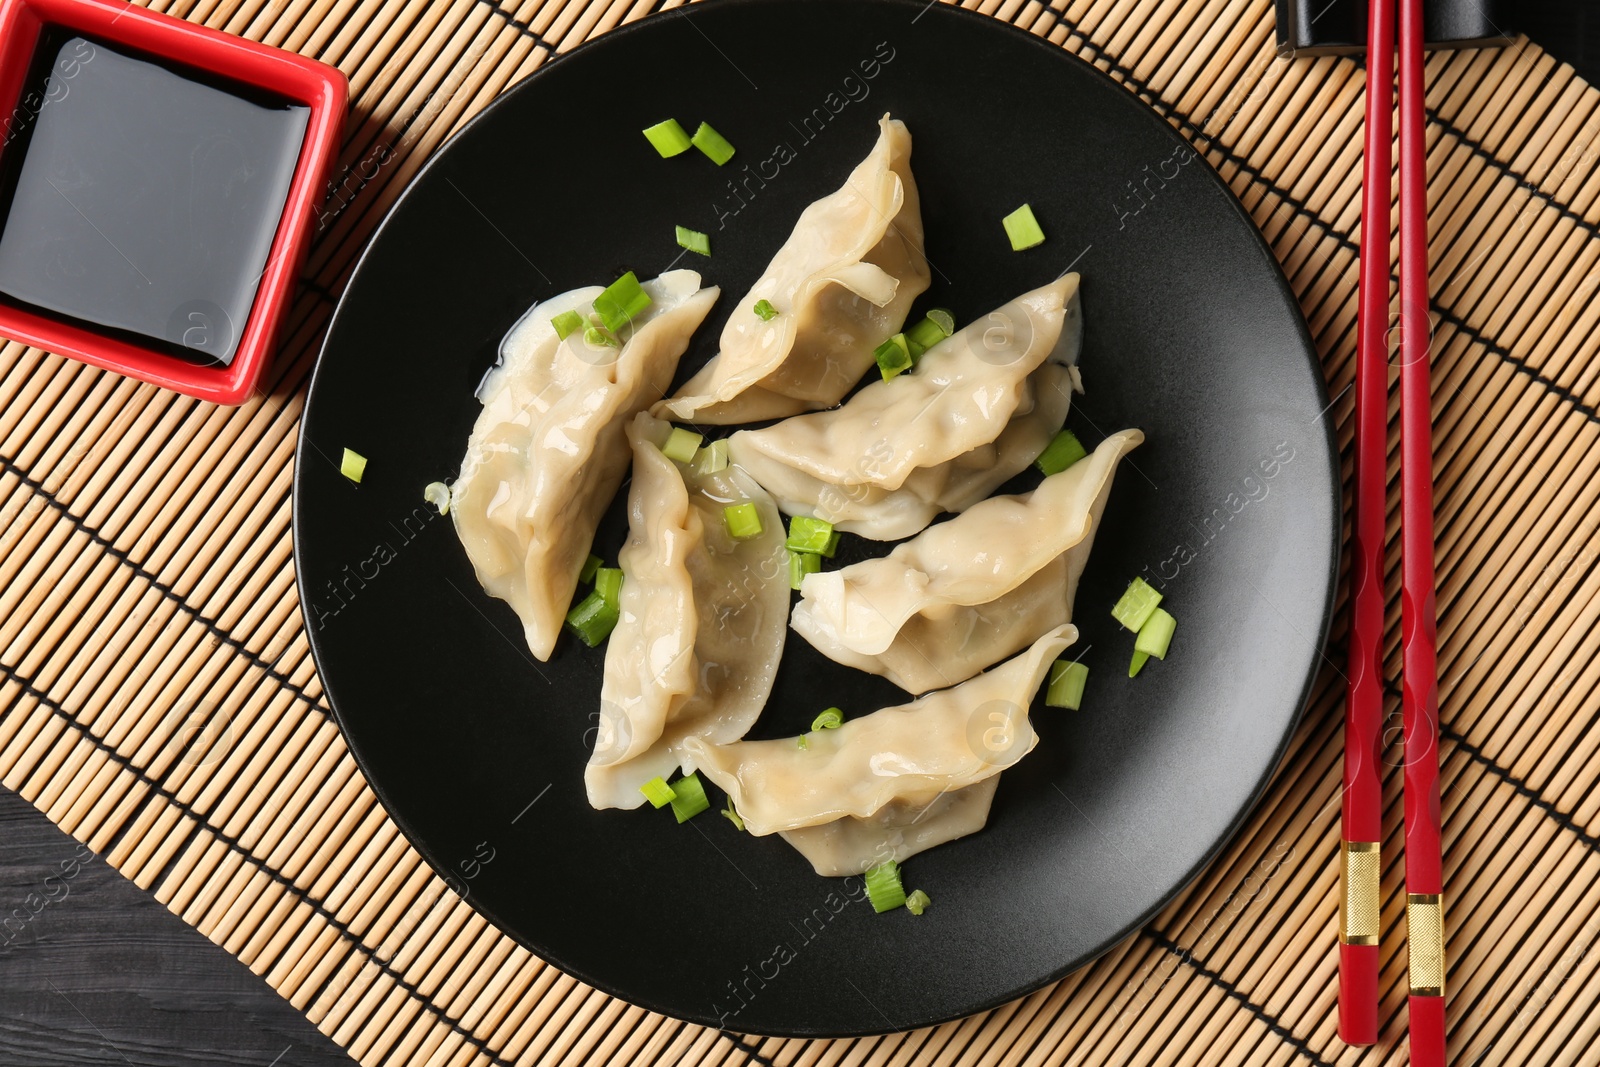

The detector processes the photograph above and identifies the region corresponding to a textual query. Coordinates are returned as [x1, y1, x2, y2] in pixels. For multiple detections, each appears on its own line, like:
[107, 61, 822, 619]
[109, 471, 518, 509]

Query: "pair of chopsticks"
[1340, 0, 1446, 1062]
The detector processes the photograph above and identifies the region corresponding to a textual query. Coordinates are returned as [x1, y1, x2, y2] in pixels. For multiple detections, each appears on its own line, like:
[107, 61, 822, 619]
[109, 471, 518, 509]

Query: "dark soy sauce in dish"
[0, 32, 309, 366]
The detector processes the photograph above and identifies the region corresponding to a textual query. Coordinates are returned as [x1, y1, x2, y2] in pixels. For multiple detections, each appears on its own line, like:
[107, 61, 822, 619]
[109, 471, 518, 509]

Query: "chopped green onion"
[797, 734, 809, 749]
[583, 325, 620, 349]
[723, 502, 763, 540]
[675, 225, 711, 257]
[875, 333, 913, 380]
[1046, 659, 1089, 710]
[340, 448, 367, 484]
[1136, 607, 1176, 661]
[662, 427, 703, 463]
[906, 337, 926, 362]
[551, 309, 584, 340]
[640, 776, 677, 808]
[669, 772, 710, 822]
[904, 889, 931, 916]
[789, 549, 820, 590]
[565, 591, 619, 647]
[692, 439, 729, 475]
[579, 553, 602, 584]
[752, 299, 779, 321]
[594, 567, 624, 606]
[1002, 203, 1046, 250]
[1129, 650, 1149, 678]
[721, 796, 745, 831]
[927, 308, 955, 336]
[593, 271, 652, 332]
[423, 481, 450, 515]
[905, 310, 954, 352]
[864, 861, 908, 913]
[642, 118, 693, 157]
[811, 707, 843, 730]
[691, 121, 736, 165]
[785, 516, 836, 555]
[1035, 429, 1088, 475]
[1111, 577, 1164, 632]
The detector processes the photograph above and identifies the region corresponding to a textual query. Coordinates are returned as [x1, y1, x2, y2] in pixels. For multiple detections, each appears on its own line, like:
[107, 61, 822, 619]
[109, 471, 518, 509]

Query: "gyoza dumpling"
[792, 429, 1143, 694]
[656, 115, 929, 425]
[681, 626, 1074, 874]
[725, 275, 1083, 541]
[778, 780, 999, 877]
[451, 271, 719, 660]
[586, 413, 789, 809]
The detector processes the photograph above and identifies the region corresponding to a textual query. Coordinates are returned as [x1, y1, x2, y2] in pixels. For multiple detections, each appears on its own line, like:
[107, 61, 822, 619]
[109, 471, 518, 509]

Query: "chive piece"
[594, 567, 624, 606]
[579, 553, 602, 584]
[1129, 650, 1149, 678]
[640, 776, 677, 808]
[1035, 430, 1088, 475]
[721, 796, 745, 831]
[565, 591, 619, 647]
[669, 773, 710, 822]
[1002, 203, 1046, 250]
[821, 531, 841, 558]
[797, 734, 809, 749]
[785, 515, 836, 555]
[691, 122, 736, 165]
[1046, 659, 1089, 710]
[1136, 608, 1176, 662]
[675, 225, 711, 257]
[662, 427, 703, 463]
[875, 334, 913, 380]
[692, 439, 729, 475]
[927, 308, 955, 336]
[811, 707, 843, 730]
[583, 325, 620, 349]
[865, 861, 908, 913]
[593, 271, 652, 332]
[551, 309, 584, 339]
[906, 337, 926, 363]
[642, 118, 693, 157]
[752, 298, 779, 321]
[789, 550, 821, 591]
[1111, 577, 1164, 632]
[904, 889, 932, 916]
[723, 502, 763, 539]
[340, 448, 367, 484]
[423, 481, 450, 515]
[905, 312, 952, 352]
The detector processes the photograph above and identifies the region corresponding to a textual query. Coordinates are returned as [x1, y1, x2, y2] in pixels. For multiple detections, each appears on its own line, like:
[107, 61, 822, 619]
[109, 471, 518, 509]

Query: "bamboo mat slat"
[2, 0, 1598, 1063]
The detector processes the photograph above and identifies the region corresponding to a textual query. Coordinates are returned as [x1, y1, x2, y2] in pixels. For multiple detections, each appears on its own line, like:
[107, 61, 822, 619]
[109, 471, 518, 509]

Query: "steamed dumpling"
[725, 275, 1083, 541]
[793, 429, 1144, 693]
[451, 271, 719, 660]
[681, 626, 1074, 874]
[778, 780, 999, 877]
[586, 413, 789, 809]
[657, 115, 929, 424]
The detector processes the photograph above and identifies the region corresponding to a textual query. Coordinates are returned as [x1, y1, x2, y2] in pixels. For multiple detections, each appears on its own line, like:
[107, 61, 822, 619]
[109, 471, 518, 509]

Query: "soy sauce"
[0, 32, 309, 366]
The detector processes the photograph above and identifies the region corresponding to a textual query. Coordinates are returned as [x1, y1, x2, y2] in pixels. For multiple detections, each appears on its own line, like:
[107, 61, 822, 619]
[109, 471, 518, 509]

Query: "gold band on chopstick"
[1340, 842, 1381, 946]
[1407, 893, 1445, 996]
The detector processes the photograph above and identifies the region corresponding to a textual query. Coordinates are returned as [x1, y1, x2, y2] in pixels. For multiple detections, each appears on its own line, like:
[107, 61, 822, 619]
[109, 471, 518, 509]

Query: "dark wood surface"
[0, 788, 351, 1066]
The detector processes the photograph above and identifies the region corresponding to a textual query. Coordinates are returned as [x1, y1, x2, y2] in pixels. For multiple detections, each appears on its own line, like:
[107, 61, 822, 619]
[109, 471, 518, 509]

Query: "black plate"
[295, 0, 1338, 1038]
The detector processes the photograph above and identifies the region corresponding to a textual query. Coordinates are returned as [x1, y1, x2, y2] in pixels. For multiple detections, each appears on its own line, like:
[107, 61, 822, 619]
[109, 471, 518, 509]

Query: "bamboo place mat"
[2, 0, 1599, 1063]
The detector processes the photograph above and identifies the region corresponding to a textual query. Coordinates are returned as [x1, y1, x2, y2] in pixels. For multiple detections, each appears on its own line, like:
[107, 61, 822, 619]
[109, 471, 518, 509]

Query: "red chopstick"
[1398, 0, 1447, 1061]
[1338, 0, 1393, 1047]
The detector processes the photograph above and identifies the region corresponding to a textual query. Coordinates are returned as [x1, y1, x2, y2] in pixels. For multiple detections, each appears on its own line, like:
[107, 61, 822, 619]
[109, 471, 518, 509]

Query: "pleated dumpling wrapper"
[793, 429, 1144, 694]
[681, 625, 1075, 875]
[725, 274, 1083, 541]
[656, 115, 929, 425]
[451, 271, 719, 661]
[587, 413, 789, 809]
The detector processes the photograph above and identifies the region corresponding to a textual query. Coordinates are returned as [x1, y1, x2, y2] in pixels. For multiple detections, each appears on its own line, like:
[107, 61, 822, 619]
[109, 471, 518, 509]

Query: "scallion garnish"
[797, 734, 809, 749]
[1111, 577, 1163, 632]
[593, 271, 652, 332]
[904, 309, 954, 352]
[640, 776, 677, 808]
[642, 118, 693, 158]
[927, 308, 955, 336]
[662, 427, 703, 463]
[1136, 608, 1176, 661]
[752, 298, 779, 321]
[1045, 659, 1088, 710]
[789, 550, 820, 590]
[669, 772, 710, 822]
[579, 553, 602, 585]
[1129, 651, 1149, 678]
[721, 796, 745, 831]
[785, 516, 837, 556]
[583, 325, 620, 349]
[1002, 203, 1046, 250]
[565, 591, 619, 647]
[875, 333, 913, 380]
[865, 861, 908, 913]
[692, 439, 728, 474]
[723, 502, 763, 540]
[691, 122, 736, 165]
[675, 225, 711, 257]
[1035, 430, 1088, 475]
[551, 309, 584, 340]
[811, 707, 843, 730]
[904, 889, 931, 916]
[340, 448, 367, 484]
[423, 481, 450, 515]
[594, 566, 624, 606]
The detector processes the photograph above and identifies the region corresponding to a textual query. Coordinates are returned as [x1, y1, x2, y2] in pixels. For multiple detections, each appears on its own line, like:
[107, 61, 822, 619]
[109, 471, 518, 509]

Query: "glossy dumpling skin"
[725, 275, 1083, 541]
[451, 271, 719, 661]
[779, 779, 999, 877]
[793, 429, 1144, 694]
[657, 115, 929, 425]
[586, 413, 789, 810]
[681, 625, 1074, 864]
